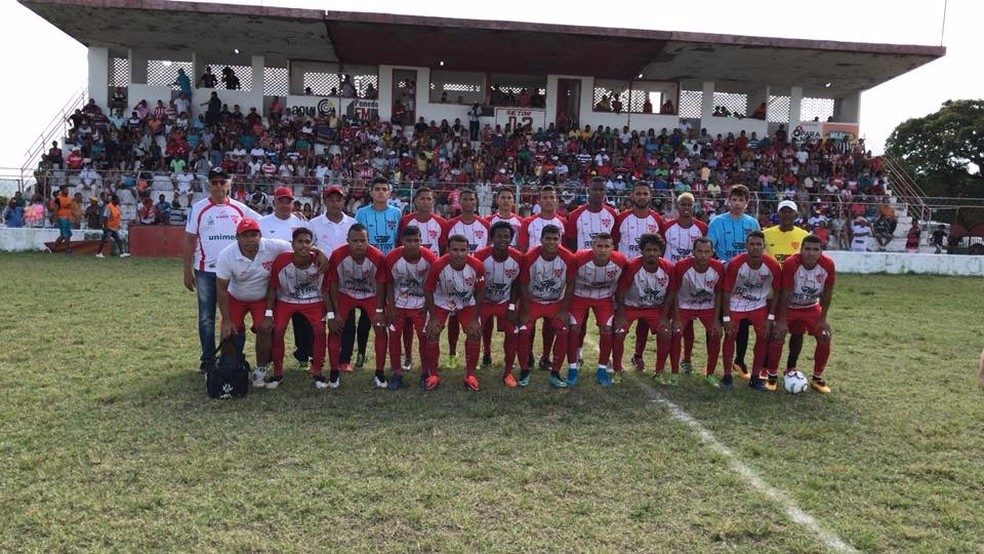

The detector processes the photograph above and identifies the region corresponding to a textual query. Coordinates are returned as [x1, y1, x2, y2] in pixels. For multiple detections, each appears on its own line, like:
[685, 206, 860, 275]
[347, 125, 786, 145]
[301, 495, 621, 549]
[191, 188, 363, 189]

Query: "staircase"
[20, 86, 87, 190]
[879, 155, 931, 252]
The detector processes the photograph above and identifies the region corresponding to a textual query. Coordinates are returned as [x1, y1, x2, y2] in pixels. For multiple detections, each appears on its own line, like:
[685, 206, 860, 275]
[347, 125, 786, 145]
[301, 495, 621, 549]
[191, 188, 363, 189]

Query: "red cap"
[273, 186, 293, 199]
[236, 218, 261, 235]
[323, 185, 344, 197]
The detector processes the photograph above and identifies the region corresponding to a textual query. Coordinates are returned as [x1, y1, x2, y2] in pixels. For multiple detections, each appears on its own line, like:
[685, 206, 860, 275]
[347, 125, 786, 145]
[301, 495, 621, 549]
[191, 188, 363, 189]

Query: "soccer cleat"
[733, 362, 751, 380]
[354, 353, 366, 371]
[387, 373, 404, 391]
[502, 373, 518, 388]
[327, 374, 340, 389]
[423, 374, 440, 391]
[632, 354, 645, 372]
[612, 371, 623, 384]
[120, 253, 131, 258]
[402, 357, 412, 371]
[251, 367, 268, 388]
[482, 354, 493, 369]
[538, 357, 552, 372]
[665, 374, 679, 387]
[372, 375, 388, 389]
[810, 377, 832, 394]
[549, 375, 568, 388]
[680, 360, 693, 374]
[297, 359, 310, 371]
[651, 371, 666, 384]
[704, 374, 720, 388]
[339, 363, 353, 373]
[764, 375, 778, 392]
[264, 375, 284, 389]
[312, 374, 329, 390]
[749, 379, 768, 392]
[95, 253, 105, 259]
[446, 353, 459, 370]
[463, 375, 481, 391]
[566, 367, 579, 387]
[596, 367, 612, 387]
[518, 370, 532, 387]
[721, 374, 734, 390]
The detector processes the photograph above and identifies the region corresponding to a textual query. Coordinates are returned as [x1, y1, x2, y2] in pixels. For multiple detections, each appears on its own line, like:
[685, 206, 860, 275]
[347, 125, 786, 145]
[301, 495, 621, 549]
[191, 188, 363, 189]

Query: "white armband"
[264, 309, 273, 318]
[722, 316, 731, 322]
[324, 311, 335, 321]
[767, 314, 775, 321]
[507, 303, 516, 311]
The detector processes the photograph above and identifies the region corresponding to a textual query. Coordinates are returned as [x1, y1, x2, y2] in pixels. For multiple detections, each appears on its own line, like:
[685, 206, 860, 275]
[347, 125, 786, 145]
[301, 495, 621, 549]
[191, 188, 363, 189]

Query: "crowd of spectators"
[13, 86, 903, 250]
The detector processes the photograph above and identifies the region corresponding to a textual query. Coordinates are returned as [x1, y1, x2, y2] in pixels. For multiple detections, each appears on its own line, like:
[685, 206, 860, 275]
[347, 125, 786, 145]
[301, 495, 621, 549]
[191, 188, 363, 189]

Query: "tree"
[886, 99, 984, 196]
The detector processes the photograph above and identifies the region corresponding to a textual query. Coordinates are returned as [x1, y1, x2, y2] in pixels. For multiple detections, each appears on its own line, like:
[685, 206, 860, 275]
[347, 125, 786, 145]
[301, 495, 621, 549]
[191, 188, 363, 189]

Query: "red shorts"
[480, 302, 517, 333]
[429, 305, 477, 329]
[787, 304, 824, 335]
[390, 307, 426, 335]
[569, 296, 615, 327]
[678, 308, 716, 331]
[618, 306, 666, 333]
[335, 293, 379, 324]
[227, 294, 267, 333]
[525, 300, 567, 331]
[726, 306, 770, 336]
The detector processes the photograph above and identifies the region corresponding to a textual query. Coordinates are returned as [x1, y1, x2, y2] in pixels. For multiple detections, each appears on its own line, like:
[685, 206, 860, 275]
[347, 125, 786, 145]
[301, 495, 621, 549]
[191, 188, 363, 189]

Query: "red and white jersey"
[308, 213, 357, 252]
[215, 238, 292, 302]
[570, 250, 628, 299]
[613, 209, 665, 256]
[270, 252, 325, 305]
[724, 253, 782, 312]
[258, 213, 306, 242]
[520, 246, 575, 303]
[424, 255, 486, 312]
[385, 247, 439, 310]
[566, 205, 617, 251]
[619, 257, 675, 308]
[326, 245, 388, 300]
[518, 214, 567, 251]
[782, 253, 836, 309]
[185, 198, 261, 271]
[474, 246, 523, 305]
[673, 258, 725, 311]
[400, 213, 446, 256]
[487, 212, 523, 247]
[441, 215, 490, 253]
[662, 218, 708, 263]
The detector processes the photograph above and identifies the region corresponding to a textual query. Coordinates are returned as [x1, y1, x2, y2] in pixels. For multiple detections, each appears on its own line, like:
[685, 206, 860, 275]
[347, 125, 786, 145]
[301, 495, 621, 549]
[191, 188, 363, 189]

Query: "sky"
[1, 0, 980, 172]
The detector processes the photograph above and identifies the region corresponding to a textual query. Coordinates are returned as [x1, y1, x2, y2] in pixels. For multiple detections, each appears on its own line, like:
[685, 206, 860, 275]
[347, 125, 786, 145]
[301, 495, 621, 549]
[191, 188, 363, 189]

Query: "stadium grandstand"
[6, 0, 965, 255]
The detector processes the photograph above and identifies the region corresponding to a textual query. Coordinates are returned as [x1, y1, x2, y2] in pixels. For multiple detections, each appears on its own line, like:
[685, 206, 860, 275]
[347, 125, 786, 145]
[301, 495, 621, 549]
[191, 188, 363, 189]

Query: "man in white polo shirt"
[184, 167, 262, 373]
[215, 217, 293, 387]
[261, 185, 313, 371]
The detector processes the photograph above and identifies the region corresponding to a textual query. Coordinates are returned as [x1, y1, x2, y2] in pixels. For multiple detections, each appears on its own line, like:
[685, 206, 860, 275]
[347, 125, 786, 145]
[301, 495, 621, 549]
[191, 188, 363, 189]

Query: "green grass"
[0, 254, 982, 552]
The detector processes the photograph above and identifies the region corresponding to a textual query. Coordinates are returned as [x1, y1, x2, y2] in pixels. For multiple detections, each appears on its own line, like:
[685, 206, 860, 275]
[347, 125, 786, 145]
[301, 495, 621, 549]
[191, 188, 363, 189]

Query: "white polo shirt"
[214, 238, 292, 302]
[259, 213, 307, 242]
[186, 198, 262, 272]
[308, 212, 357, 253]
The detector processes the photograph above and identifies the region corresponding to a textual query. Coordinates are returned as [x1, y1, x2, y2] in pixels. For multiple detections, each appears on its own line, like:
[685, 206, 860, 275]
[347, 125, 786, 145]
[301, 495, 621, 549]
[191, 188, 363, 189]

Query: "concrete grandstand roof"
[22, 0, 944, 98]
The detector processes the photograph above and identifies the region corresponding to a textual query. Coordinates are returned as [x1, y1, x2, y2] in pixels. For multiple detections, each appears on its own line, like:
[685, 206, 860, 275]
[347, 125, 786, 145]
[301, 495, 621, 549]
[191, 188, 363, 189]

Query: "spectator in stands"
[751, 102, 767, 120]
[931, 226, 947, 254]
[198, 66, 217, 88]
[3, 199, 24, 228]
[905, 219, 921, 253]
[70, 192, 84, 229]
[202, 91, 221, 126]
[155, 193, 171, 224]
[84, 196, 101, 229]
[42, 141, 63, 169]
[173, 68, 192, 97]
[873, 209, 897, 251]
[221, 66, 241, 90]
[660, 99, 675, 114]
[138, 196, 158, 225]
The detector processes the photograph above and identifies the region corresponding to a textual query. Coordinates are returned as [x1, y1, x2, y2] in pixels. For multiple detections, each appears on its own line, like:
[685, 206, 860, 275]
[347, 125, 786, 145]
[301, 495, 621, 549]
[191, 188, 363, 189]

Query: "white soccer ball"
[783, 371, 809, 394]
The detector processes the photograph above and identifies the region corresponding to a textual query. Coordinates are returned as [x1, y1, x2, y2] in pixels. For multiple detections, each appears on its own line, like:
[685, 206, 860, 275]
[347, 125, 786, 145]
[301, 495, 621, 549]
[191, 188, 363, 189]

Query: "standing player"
[309, 185, 356, 250]
[183, 167, 262, 373]
[661, 192, 707, 374]
[566, 177, 617, 251]
[767, 235, 836, 393]
[266, 228, 329, 389]
[487, 186, 522, 247]
[612, 233, 676, 380]
[422, 235, 486, 391]
[762, 199, 810, 390]
[474, 222, 524, 385]
[562, 233, 628, 386]
[720, 231, 781, 391]
[706, 184, 760, 380]
[671, 237, 726, 387]
[323, 224, 389, 389]
[517, 225, 574, 388]
[612, 181, 667, 371]
[384, 226, 438, 390]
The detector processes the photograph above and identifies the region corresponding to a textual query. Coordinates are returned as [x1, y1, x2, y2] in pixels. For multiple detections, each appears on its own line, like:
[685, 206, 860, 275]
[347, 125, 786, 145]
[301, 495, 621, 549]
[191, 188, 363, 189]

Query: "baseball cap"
[273, 186, 293, 199]
[236, 218, 261, 235]
[778, 200, 798, 211]
[208, 167, 229, 180]
[323, 185, 344, 197]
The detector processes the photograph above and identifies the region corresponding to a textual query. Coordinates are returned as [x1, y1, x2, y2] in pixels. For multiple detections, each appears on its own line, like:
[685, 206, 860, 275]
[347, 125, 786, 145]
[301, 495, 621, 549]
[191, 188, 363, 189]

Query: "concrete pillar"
[834, 91, 861, 123]
[87, 47, 110, 109]
[748, 85, 770, 119]
[128, 49, 147, 85]
[251, 55, 264, 95]
[191, 52, 205, 89]
[699, 81, 715, 132]
[788, 86, 803, 125]
[289, 60, 305, 95]
[377, 65, 393, 121]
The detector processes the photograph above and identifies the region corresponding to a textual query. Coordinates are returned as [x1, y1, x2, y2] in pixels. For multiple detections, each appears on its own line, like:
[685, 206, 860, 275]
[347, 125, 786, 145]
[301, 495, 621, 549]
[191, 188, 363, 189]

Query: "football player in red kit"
[487, 186, 522, 248]
[474, 222, 524, 386]
[671, 237, 725, 387]
[661, 192, 707, 374]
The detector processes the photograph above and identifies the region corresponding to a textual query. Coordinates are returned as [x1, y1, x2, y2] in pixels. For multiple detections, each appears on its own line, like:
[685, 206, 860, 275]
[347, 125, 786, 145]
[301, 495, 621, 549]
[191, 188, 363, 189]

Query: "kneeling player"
[613, 233, 676, 380]
[767, 235, 836, 393]
[474, 222, 524, 386]
[671, 237, 725, 387]
[384, 226, 438, 390]
[423, 235, 486, 391]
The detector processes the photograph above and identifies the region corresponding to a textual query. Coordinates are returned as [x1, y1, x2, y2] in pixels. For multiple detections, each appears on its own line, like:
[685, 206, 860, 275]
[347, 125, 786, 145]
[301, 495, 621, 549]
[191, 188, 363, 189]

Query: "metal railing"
[881, 154, 931, 222]
[21, 86, 88, 188]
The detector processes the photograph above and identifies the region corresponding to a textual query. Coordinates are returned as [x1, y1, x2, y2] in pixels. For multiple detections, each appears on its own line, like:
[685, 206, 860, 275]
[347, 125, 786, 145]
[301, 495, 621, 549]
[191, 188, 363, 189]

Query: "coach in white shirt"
[308, 186, 356, 252]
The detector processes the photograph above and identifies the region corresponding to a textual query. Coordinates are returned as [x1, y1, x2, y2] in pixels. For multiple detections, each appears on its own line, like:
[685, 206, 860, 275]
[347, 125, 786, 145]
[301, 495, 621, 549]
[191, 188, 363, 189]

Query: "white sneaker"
[95, 253, 105, 259]
[120, 253, 131, 258]
[327, 376, 340, 389]
[373, 375, 388, 389]
[401, 358, 412, 371]
[251, 367, 267, 388]
[263, 375, 282, 389]
[314, 379, 329, 390]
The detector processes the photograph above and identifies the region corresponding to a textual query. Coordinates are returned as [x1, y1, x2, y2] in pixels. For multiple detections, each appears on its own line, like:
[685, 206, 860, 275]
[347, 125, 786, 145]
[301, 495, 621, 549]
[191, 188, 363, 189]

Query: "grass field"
[0, 253, 982, 552]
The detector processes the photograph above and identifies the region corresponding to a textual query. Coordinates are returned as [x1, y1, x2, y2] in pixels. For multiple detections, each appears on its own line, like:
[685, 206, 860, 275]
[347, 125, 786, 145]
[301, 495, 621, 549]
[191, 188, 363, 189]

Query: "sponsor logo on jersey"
[504, 268, 518, 279]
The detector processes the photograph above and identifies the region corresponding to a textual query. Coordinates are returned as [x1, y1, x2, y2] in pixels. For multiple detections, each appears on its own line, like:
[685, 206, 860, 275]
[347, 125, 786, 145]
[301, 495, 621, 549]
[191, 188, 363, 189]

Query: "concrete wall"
[825, 251, 984, 276]
[697, 117, 769, 141]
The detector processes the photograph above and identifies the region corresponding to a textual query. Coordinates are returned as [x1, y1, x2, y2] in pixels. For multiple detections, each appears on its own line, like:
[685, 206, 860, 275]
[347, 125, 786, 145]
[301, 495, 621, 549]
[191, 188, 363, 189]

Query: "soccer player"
[763, 199, 810, 388]
[518, 224, 574, 388]
[562, 232, 627, 386]
[566, 177, 617, 251]
[487, 186, 523, 247]
[384, 226, 438, 390]
[671, 237, 725, 387]
[184, 167, 262, 373]
[260, 186, 313, 371]
[721, 231, 781, 390]
[215, 218, 292, 387]
[323, 224, 389, 389]
[706, 184, 760, 380]
[266, 227, 329, 389]
[767, 235, 836, 394]
[474, 222, 524, 385]
[661, 192, 707, 374]
[399, 186, 446, 256]
[422, 235, 486, 391]
[613, 233, 676, 379]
